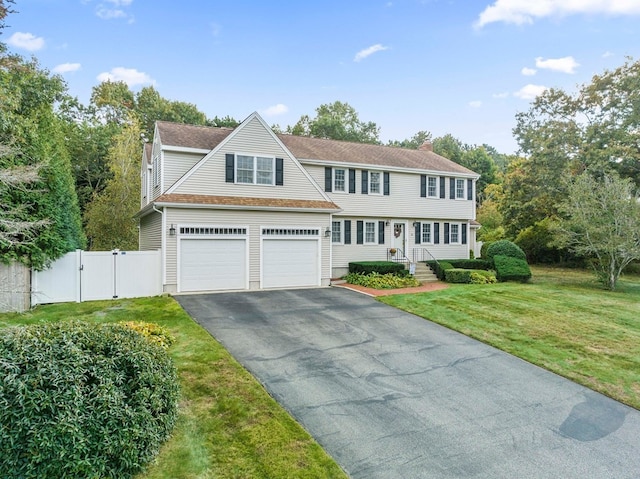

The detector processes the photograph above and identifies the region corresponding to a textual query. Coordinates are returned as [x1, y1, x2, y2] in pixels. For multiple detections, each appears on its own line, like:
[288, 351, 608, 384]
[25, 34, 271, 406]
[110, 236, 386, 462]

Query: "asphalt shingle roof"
[154, 121, 477, 176]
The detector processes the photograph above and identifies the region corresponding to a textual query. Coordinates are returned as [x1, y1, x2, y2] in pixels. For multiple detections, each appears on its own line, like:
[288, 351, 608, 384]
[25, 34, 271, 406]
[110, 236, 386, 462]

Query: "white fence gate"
[32, 250, 162, 305]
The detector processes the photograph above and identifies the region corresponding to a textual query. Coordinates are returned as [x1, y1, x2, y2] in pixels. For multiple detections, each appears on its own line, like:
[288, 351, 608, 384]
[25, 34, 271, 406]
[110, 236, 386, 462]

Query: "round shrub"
[485, 240, 527, 263]
[0, 321, 180, 479]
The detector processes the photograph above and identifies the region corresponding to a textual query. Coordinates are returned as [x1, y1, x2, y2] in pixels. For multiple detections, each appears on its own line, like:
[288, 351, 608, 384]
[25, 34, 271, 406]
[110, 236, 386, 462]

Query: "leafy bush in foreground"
[494, 255, 532, 282]
[345, 272, 420, 289]
[427, 261, 454, 280]
[0, 321, 179, 479]
[470, 270, 497, 284]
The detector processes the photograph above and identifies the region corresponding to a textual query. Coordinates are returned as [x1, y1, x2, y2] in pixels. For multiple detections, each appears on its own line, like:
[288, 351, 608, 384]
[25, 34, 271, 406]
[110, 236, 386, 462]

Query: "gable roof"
[154, 120, 477, 176]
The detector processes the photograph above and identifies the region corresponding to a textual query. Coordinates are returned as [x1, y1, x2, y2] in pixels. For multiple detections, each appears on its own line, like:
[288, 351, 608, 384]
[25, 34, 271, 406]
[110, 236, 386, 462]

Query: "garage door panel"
[263, 239, 319, 289]
[180, 239, 246, 292]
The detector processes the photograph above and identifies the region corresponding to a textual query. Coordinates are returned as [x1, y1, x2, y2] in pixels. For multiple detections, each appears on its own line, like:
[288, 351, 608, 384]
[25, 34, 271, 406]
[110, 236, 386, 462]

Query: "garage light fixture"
[324, 227, 331, 237]
[169, 224, 176, 236]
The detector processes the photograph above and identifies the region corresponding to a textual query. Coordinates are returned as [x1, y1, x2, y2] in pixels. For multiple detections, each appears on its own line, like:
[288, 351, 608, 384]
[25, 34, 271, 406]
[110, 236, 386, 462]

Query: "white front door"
[393, 222, 407, 254]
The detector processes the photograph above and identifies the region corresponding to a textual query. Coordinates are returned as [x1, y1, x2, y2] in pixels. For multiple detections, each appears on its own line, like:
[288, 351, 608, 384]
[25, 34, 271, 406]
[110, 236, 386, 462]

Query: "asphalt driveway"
[176, 288, 640, 479]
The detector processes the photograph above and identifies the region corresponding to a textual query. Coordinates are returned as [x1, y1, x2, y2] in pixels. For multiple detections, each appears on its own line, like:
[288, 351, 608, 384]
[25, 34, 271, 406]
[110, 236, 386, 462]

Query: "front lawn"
[380, 266, 640, 410]
[0, 297, 347, 479]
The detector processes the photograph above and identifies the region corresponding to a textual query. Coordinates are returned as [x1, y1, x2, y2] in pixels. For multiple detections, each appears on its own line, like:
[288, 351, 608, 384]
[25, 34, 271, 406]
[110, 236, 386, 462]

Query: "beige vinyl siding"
[164, 208, 331, 290]
[162, 150, 205, 192]
[139, 211, 162, 250]
[331, 217, 470, 276]
[306, 164, 475, 220]
[172, 117, 327, 202]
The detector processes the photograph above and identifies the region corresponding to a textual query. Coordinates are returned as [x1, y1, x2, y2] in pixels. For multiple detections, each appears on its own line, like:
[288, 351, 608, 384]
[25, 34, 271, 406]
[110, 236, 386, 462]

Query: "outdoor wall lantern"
[385, 220, 390, 226]
[324, 227, 332, 237]
[169, 224, 176, 236]
[412, 221, 419, 228]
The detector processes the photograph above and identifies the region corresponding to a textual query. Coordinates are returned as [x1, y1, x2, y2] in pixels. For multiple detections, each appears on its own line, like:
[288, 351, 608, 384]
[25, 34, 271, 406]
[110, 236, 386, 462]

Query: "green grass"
[0, 297, 347, 479]
[380, 266, 640, 410]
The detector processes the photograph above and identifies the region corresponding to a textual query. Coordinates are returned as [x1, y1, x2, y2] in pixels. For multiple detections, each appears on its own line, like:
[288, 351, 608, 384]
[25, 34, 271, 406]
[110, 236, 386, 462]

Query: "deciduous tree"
[557, 172, 640, 290]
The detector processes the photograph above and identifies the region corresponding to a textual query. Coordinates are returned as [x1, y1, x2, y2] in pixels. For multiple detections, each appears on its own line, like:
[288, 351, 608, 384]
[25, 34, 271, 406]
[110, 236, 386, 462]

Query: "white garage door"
[262, 239, 319, 288]
[180, 239, 246, 292]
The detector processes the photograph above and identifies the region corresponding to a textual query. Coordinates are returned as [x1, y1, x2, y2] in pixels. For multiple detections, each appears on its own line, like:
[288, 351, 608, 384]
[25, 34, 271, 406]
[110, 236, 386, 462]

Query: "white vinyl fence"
[32, 250, 162, 306]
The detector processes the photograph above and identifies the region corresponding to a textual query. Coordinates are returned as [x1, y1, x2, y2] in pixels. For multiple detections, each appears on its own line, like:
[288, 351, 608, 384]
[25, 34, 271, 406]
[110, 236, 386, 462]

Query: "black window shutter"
[467, 179, 473, 201]
[361, 171, 368, 194]
[356, 221, 364, 244]
[444, 222, 450, 244]
[378, 221, 385, 244]
[415, 222, 421, 244]
[462, 223, 467, 244]
[434, 222, 440, 244]
[344, 220, 351, 244]
[420, 175, 427, 198]
[225, 154, 235, 183]
[450, 178, 455, 199]
[349, 169, 356, 193]
[275, 158, 284, 185]
[383, 172, 390, 196]
[439, 177, 445, 198]
[324, 167, 332, 192]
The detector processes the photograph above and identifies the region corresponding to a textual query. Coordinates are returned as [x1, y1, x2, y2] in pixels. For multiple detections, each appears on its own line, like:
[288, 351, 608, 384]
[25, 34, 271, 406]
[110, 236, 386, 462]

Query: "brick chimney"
[418, 140, 433, 152]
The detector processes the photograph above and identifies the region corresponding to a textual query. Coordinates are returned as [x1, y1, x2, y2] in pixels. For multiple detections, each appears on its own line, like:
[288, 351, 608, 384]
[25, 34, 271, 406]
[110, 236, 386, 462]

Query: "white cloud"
[7, 32, 45, 51]
[95, 0, 133, 21]
[521, 67, 537, 76]
[354, 44, 390, 62]
[535, 56, 579, 73]
[514, 84, 548, 100]
[53, 63, 81, 74]
[469, 100, 482, 108]
[475, 0, 640, 28]
[96, 67, 154, 87]
[602, 50, 614, 58]
[262, 104, 289, 116]
[493, 91, 510, 99]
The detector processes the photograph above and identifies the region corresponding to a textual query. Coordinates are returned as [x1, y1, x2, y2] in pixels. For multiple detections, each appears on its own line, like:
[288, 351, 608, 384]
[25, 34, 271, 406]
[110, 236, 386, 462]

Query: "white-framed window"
[421, 222, 432, 244]
[236, 154, 274, 185]
[365, 221, 377, 244]
[427, 176, 438, 197]
[332, 220, 342, 243]
[369, 172, 381, 194]
[450, 223, 460, 244]
[152, 155, 160, 187]
[333, 168, 346, 192]
[455, 178, 465, 199]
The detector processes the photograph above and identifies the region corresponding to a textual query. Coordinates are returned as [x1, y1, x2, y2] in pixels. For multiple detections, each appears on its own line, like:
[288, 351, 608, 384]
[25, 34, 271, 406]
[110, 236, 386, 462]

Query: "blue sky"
[4, 0, 640, 153]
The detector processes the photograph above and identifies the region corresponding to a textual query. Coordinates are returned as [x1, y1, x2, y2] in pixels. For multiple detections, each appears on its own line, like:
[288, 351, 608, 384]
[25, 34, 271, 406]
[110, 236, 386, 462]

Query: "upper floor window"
[427, 176, 437, 197]
[455, 178, 465, 199]
[331, 220, 342, 243]
[236, 154, 274, 185]
[369, 172, 381, 194]
[152, 155, 160, 187]
[334, 169, 346, 192]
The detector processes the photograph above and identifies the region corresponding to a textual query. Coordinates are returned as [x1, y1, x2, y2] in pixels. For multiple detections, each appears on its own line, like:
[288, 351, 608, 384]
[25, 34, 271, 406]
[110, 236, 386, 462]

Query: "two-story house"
[136, 112, 479, 293]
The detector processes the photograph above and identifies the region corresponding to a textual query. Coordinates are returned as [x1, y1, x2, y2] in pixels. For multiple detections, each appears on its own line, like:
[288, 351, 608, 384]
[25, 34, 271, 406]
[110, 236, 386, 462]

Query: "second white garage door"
[262, 239, 319, 289]
[179, 238, 246, 292]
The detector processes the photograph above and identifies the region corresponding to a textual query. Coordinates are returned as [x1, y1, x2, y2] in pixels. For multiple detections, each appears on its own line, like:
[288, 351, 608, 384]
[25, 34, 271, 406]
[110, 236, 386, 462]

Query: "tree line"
[2, 0, 639, 288]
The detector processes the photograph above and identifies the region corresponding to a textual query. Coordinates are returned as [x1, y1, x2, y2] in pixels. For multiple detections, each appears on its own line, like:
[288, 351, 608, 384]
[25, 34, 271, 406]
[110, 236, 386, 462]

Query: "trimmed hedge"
[348, 261, 408, 276]
[345, 272, 420, 289]
[494, 255, 532, 282]
[0, 321, 180, 479]
[446, 259, 492, 270]
[444, 268, 497, 284]
[486, 240, 527, 263]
